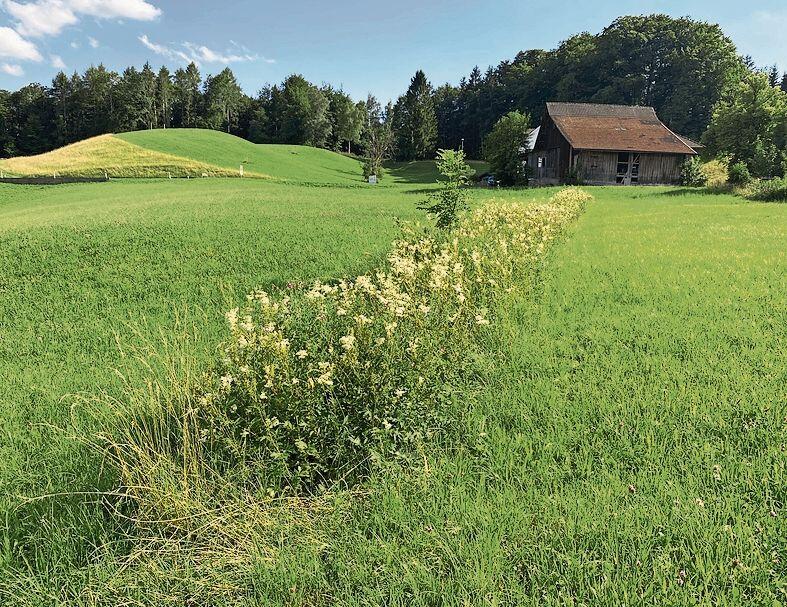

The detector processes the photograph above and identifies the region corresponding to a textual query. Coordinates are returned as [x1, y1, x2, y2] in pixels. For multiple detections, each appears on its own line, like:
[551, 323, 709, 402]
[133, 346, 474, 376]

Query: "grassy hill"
[118, 129, 365, 184]
[0, 129, 367, 183]
[0, 134, 248, 179]
[2, 129, 487, 185]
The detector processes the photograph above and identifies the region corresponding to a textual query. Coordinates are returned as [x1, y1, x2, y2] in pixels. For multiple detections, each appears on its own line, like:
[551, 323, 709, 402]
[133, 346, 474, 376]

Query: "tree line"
[1, 13, 786, 176]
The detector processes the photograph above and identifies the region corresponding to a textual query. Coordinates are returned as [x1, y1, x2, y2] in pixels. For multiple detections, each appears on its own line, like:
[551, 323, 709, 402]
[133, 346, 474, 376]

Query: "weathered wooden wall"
[532, 114, 572, 180]
[576, 151, 617, 184]
[576, 151, 686, 185]
[638, 153, 683, 184]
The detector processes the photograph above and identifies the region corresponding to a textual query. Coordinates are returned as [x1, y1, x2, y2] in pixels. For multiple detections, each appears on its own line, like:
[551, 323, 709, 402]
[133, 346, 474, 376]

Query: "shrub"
[418, 149, 476, 229]
[362, 158, 382, 181]
[564, 167, 583, 185]
[728, 161, 752, 186]
[702, 159, 728, 188]
[745, 178, 787, 202]
[679, 157, 707, 187]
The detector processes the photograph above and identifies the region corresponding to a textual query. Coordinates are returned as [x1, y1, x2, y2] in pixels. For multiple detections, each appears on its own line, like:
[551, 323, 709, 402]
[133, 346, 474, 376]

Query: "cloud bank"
[0, 0, 161, 63]
[4, 0, 160, 37]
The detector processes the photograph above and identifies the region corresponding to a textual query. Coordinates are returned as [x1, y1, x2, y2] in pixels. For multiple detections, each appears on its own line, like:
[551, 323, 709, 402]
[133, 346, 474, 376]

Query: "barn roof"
[676, 134, 704, 151]
[542, 102, 696, 155]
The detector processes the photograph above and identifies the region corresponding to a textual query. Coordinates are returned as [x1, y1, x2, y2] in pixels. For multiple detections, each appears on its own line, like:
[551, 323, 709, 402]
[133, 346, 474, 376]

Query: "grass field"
[1, 129, 488, 185]
[1, 153, 786, 604]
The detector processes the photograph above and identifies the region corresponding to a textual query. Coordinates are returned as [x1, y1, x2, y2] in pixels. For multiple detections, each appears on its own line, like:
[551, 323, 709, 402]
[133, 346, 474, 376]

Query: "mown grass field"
[1, 146, 785, 604]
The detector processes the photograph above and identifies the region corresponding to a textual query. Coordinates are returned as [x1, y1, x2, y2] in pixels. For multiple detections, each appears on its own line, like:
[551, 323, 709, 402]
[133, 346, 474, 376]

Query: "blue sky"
[1, 0, 785, 101]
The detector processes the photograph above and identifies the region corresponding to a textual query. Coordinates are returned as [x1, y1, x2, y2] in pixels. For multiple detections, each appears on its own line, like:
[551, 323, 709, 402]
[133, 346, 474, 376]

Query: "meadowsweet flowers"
[195, 188, 591, 491]
[339, 334, 356, 351]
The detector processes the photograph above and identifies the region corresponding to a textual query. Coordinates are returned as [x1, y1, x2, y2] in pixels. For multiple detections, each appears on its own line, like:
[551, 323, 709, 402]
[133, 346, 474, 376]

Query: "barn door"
[616, 152, 640, 185]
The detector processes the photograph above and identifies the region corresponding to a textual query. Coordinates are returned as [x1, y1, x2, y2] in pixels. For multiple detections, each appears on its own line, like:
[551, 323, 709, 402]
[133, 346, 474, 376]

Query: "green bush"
[728, 161, 752, 186]
[564, 167, 583, 185]
[745, 178, 787, 202]
[418, 149, 475, 229]
[362, 158, 382, 181]
[679, 157, 707, 186]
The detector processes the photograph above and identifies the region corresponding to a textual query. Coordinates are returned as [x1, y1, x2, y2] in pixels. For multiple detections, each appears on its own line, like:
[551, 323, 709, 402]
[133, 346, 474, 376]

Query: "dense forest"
[2, 14, 787, 175]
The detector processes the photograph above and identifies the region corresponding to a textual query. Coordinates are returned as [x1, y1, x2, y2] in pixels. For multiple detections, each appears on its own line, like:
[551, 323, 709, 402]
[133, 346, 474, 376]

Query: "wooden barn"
[529, 102, 697, 185]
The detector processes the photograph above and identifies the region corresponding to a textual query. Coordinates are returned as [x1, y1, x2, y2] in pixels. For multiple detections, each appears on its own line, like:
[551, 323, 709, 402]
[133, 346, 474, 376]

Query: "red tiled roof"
[545, 102, 696, 155]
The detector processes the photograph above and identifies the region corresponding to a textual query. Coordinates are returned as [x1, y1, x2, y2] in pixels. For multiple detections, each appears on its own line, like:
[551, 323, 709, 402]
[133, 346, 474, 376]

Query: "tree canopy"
[0, 13, 780, 170]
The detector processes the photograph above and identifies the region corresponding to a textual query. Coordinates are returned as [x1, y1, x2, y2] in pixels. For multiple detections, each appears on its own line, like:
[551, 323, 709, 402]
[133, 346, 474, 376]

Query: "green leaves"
[418, 149, 475, 230]
[484, 111, 532, 186]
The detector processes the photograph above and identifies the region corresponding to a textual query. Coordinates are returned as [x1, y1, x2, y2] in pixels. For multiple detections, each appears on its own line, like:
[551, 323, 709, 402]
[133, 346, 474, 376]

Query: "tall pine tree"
[393, 70, 437, 160]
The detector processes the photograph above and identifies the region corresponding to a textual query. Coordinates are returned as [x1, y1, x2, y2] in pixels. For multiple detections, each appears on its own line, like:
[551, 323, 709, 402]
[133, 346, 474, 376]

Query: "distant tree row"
[2, 14, 786, 168]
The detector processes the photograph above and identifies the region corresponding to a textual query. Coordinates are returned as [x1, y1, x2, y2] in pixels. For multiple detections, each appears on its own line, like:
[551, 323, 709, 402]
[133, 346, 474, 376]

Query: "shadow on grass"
[655, 186, 735, 197]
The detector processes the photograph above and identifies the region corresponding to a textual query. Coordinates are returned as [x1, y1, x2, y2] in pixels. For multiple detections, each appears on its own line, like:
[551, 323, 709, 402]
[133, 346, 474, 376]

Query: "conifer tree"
[393, 70, 437, 160]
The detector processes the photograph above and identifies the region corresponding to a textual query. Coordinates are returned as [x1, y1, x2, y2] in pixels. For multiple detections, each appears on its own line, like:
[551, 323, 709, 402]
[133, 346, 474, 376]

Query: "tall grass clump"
[83, 188, 591, 600]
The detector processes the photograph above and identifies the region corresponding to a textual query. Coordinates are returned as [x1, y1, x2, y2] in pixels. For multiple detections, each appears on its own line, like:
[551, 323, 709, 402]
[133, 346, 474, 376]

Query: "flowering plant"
[194, 188, 592, 492]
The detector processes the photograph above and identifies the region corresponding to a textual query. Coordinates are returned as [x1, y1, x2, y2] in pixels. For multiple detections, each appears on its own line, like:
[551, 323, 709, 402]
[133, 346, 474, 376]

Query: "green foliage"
[203, 68, 246, 133]
[704, 71, 787, 178]
[324, 87, 365, 153]
[744, 177, 787, 202]
[418, 149, 475, 229]
[679, 156, 708, 187]
[393, 70, 437, 161]
[362, 158, 382, 181]
[360, 97, 395, 181]
[483, 111, 531, 185]
[564, 167, 583, 186]
[728, 161, 752, 185]
[702, 158, 729, 187]
[172, 62, 202, 128]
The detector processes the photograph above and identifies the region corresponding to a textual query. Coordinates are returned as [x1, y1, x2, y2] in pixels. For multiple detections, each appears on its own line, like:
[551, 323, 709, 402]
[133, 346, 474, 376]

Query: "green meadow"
[1, 143, 785, 604]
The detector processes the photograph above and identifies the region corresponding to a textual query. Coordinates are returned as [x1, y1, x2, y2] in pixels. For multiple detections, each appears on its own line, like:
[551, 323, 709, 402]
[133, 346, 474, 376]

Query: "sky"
[1, 0, 786, 102]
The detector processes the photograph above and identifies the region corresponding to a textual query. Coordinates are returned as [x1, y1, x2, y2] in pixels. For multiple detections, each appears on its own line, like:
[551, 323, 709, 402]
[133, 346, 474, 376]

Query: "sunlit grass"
[1, 177, 785, 604]
[0, 134, 261, 179]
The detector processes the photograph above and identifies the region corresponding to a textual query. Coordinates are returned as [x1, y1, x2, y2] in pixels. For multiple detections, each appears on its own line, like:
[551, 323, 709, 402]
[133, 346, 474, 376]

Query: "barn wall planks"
[638, 153, 683, 184]
[575, 151, 685, 184]
[576, 151, 617, 184]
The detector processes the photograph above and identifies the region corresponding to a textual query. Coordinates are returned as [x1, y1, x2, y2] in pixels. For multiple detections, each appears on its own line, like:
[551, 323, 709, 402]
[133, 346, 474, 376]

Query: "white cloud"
[139, 34, 271, 66]
[2, 0, 161, 39]
[69, 0, 160, 20]
[4, 0, 78, 37]
[88, 35, 99, 48]
[184, 42, 259, 64]
[50, 53, 66, 68]
[1, 62, 25, 76]
[0, 25, 42, 61]
[69, 40, 79, 48]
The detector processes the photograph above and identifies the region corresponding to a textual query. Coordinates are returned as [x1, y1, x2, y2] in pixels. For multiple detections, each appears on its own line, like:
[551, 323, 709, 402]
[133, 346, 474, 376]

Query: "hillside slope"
[0, 135, 250, 179]
[118, 129, 364, 184]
